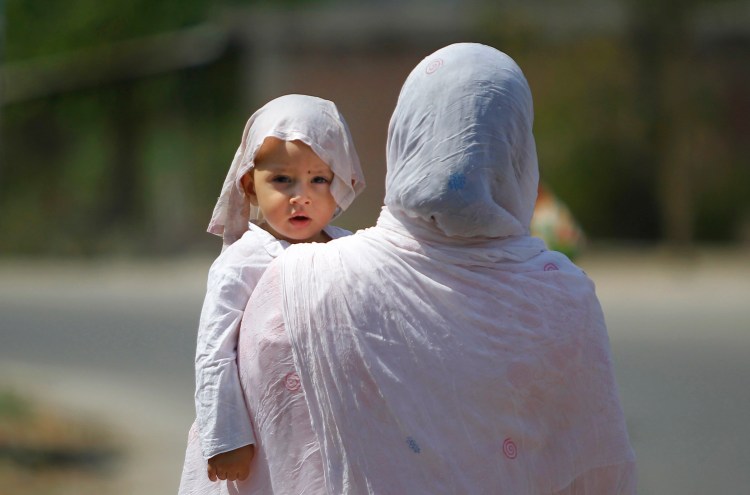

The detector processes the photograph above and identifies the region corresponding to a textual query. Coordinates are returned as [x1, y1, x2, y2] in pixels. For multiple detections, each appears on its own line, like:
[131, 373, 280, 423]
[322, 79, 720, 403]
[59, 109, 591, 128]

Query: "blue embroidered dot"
[406, 436, 421, 453]
[448, 172, 466, 191]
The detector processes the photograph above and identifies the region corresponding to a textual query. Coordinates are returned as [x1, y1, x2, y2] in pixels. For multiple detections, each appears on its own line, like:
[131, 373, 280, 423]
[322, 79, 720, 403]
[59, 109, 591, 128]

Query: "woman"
[231, 43, 636, 494]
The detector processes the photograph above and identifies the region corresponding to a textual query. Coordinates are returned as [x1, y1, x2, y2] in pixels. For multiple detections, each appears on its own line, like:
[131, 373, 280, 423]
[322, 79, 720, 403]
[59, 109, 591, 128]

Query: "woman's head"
[209, 94, 365, 247]
[385, 43, 538, 238]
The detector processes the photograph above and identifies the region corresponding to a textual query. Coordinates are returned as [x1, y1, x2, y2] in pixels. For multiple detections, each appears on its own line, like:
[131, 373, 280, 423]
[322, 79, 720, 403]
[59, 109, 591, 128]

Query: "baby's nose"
[290, 187, 312, 205]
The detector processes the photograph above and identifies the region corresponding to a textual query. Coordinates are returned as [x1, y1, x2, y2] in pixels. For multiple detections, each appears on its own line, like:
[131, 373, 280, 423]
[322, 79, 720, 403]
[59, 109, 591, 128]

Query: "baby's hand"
[207, 444, 255, 482]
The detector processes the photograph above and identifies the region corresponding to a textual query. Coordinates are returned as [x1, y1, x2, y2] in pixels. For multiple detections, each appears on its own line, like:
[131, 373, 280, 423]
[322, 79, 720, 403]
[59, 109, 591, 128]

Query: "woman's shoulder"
[323, 224, 353, 239]
[531, 249, 586, 276]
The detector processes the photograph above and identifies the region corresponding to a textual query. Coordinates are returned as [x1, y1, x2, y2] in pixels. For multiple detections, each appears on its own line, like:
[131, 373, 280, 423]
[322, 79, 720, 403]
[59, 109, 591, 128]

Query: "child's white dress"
[178, 221, 349, 494]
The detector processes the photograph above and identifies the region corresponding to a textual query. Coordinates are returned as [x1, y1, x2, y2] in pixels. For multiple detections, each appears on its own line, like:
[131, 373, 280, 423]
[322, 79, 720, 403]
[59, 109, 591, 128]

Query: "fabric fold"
[280, 217, 635, 494]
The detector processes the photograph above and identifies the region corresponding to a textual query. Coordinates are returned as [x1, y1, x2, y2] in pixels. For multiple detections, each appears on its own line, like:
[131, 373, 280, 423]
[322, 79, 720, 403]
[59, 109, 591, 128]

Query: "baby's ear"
[240, 172, 258, 206]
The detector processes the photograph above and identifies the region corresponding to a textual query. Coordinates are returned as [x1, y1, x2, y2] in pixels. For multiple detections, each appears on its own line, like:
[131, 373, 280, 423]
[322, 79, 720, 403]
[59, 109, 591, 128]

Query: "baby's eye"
[311, 176, 331, 184]
[271, 175, 292, 183]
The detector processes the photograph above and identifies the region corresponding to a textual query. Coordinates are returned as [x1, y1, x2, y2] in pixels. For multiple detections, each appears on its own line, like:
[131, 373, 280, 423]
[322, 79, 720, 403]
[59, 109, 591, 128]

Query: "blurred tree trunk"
[0, 0, 5, 185]
[105, 85, 141, 235]
[232, 10, 291, 110]
[629, 0, 695, 246]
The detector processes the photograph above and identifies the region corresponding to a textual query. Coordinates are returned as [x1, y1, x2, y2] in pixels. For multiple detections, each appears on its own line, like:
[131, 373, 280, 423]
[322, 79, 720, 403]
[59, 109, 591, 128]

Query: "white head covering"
[207, 94, 365, 248]
[266, 43, 635, 494]
[386, 43, 538, 238]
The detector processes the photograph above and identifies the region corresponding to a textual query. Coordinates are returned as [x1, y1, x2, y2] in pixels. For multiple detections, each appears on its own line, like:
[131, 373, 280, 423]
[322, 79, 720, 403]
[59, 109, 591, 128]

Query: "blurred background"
[1, 0, 748, 494]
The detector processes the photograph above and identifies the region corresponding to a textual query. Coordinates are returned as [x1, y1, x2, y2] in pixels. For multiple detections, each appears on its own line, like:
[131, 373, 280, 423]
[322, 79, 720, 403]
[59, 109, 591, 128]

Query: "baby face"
[244, 137, 338, 243]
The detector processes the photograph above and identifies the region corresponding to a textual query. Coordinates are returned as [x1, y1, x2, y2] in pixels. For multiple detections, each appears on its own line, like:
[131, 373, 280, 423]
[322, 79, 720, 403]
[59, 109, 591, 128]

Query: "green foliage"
[0, 389, 32, 422]
[478, 4, 749, 243]
[6, 0, 212, 60]
[0, 51, 246, 254]
[222, 0, 338, 6]
[503, 36, 663, 239]
[1, 1, 747, 254]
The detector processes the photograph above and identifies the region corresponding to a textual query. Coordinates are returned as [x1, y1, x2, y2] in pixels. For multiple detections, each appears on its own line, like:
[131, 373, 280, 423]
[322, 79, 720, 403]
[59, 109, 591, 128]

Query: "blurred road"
[0, 258, 205, 495]
[1, 248, 748, 494]
[581, 248, 750, 495]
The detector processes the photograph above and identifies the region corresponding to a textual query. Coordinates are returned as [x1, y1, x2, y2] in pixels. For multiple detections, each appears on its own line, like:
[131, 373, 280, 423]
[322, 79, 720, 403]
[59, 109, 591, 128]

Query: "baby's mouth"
[289, 215, 311, 225]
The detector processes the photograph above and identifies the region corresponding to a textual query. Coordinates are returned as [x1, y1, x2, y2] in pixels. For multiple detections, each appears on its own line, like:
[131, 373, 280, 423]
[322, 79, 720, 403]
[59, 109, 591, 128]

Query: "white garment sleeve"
[192, 225, 349, 460]
[194, 265, 256, 459]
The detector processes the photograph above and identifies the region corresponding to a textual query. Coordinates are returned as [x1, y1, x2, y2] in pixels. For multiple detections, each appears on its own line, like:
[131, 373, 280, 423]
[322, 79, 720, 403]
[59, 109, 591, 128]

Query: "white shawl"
[279, 43, 636, 494]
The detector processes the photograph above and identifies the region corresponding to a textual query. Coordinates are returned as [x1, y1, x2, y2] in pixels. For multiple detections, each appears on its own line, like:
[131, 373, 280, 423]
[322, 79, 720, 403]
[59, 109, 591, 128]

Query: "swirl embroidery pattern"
[502, 438, 518, 459]
[425, 58, 444, 74]
[284, 372, 301, 392]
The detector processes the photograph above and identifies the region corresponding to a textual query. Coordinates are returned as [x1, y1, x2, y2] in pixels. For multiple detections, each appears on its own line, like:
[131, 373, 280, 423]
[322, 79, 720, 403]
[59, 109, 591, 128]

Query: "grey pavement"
[0, 258, 205, 495]
[581, 248, 750, 495]
[1, 248, 748, 494]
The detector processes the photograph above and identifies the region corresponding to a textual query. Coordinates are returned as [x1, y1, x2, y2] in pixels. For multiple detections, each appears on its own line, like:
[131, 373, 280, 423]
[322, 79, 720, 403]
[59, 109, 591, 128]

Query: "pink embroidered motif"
[284, 372, 301, 392]
[544, 263, 559, 271]
[502, 438, 518, 459]
[425, 58, 443, 74]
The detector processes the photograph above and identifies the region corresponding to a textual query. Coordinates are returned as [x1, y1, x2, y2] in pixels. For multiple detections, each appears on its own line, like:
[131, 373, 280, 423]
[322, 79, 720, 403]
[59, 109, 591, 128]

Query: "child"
[178, 94, 365, 492]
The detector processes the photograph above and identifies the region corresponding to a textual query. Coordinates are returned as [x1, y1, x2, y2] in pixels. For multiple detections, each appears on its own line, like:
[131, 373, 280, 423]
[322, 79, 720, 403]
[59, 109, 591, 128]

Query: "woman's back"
[279, 211, 635, 494]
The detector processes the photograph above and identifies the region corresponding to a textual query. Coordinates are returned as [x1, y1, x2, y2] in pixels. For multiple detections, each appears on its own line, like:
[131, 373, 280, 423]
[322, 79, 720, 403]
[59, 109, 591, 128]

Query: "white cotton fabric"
[272, 43, 636, 493]
[385, 43, 539, 238]
[190, 222, 350, 460]
[178, 223, 351, 495]
[281, 211, 636, 494]
[180, 259, 328, 495]
[207, 94, 365, 249]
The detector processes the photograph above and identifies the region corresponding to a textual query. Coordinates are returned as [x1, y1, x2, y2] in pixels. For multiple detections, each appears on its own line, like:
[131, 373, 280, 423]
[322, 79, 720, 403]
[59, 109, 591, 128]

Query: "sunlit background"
[1, 1, 748, 494]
